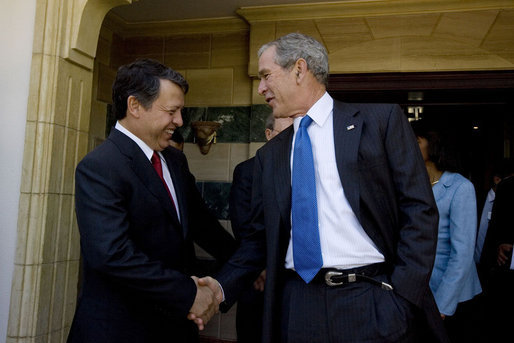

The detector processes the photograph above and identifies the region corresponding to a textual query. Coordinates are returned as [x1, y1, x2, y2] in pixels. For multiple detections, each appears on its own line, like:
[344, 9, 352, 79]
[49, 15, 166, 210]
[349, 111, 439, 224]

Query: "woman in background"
[412, 122, 482, 342]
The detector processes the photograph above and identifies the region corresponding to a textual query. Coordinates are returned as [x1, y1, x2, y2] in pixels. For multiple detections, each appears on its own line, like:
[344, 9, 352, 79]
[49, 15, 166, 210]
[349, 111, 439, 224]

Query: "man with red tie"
[67, 59, 235, 343]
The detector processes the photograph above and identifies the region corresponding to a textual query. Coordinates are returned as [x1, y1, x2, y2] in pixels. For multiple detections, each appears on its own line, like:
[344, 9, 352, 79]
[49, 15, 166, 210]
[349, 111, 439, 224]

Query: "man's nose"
[173, 111, 183, 128]
[258, 79, 266, 96]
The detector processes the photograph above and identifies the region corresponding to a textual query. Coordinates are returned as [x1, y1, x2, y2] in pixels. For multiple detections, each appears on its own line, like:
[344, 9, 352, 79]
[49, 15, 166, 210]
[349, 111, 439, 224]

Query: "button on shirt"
[285, 92, 384, 270]
[115, 122, 181, 222]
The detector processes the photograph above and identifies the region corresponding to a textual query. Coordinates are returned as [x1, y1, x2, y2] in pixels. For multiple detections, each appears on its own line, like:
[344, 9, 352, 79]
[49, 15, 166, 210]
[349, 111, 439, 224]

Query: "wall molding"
[104, 13, 248, 38]
[237, 0, 514, 23]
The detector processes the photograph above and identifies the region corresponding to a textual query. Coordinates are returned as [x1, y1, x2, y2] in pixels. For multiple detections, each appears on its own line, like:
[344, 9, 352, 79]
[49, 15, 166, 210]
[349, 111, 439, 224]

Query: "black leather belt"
[288, 263, 393, 291]
[322, 270, 393, 290]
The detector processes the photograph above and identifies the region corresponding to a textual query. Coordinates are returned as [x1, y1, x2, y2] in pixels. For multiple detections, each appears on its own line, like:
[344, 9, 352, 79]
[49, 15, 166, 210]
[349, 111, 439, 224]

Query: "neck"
[425, 161, 443, 186]
[295, 79, 326, 116]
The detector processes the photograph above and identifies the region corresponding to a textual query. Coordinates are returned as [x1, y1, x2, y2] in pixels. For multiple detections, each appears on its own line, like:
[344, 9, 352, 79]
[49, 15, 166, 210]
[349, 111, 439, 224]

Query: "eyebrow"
[258, 68, 270, 77]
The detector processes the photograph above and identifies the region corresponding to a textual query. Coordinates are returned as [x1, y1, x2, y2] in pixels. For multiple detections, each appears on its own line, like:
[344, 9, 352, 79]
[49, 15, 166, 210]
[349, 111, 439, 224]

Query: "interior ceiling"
[112, 0, 331, 22]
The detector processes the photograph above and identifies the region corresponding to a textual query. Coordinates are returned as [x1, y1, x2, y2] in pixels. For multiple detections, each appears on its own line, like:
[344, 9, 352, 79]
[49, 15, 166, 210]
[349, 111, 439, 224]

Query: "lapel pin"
[347, 125, 355, 131]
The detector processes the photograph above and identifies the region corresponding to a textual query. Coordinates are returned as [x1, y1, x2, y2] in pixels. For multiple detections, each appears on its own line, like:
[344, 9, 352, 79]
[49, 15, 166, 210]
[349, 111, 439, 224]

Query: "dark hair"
[265, 113, 275, 130]
[171, 130, 184, 144]
[112, 59, 189, 120]
[411, 120, 461, 172]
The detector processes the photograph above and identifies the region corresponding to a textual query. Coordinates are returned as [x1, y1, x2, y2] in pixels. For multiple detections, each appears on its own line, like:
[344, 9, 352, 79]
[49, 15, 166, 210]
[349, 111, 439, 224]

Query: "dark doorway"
[328, 71, 514, 205]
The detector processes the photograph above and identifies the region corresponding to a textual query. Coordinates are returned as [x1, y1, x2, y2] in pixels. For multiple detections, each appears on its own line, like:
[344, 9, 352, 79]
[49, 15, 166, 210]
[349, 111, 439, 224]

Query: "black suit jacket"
[480, 176, 514, 270]
[218, 101, 446, 342]
[229, 157, 255, 242]
[68, 128, 236, 343]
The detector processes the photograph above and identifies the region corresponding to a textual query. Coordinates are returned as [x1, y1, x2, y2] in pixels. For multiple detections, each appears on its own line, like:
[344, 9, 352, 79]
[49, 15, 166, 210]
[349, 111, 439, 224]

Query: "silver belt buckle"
[325, 271, 344, 286]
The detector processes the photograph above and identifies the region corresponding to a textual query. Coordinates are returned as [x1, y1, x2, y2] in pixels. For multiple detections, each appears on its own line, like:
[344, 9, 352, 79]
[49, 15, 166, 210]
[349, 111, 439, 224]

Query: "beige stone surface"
[249, 142, 265, 158]
[164, 34, 210, 69]
[49, 262, 67, 332]
[248, 23, 276, 77]
[276, 20, 321, 40]
[62, 128, 78, 195]
[316, 18, 373, 53]
[42, 193, 60, 263]
[232, 65, 252, 105]
[20, 122, 36, 193]
[434, 10, 499, 46]
[330, 37, 402, 73]
[252, 79, 267, 105]
[185, 68, 234, 106]
[212, 31, 249, 68]
[401, 36, 513, 71]
[55, 195, 73, 262]
[184, 142, 231, 181]
[367, 13, 439, 39]
[228, 143, 251, 181]
[96, 63, 116, 103]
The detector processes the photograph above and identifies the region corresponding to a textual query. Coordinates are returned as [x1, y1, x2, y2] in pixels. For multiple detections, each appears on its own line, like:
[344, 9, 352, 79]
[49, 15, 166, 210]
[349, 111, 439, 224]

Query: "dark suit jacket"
[229, 157, 255, 242]
[218, 101, 446, 342]
[68, 128, 236, 343]
[480, 176, 514, 271]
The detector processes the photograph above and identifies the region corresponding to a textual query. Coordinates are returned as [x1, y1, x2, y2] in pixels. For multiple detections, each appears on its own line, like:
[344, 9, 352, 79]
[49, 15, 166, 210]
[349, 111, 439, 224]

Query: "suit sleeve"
[229, 161, 254, 242]
[433, 181, 477, 315]
[384, 105, 439, 308]
[75, 156, 197, 317]
[177, 151, 237, 264]
[216, 154, 267, 310]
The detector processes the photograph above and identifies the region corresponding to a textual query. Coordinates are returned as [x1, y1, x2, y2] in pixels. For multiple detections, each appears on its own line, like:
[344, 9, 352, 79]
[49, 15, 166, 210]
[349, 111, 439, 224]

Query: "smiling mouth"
[165, 128, 174, 136]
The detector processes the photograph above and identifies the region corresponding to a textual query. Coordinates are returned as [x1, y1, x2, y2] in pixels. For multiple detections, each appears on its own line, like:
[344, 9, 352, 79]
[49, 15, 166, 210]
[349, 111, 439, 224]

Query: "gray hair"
[258, 32, 329, 86]
[265, 113, 275, 130]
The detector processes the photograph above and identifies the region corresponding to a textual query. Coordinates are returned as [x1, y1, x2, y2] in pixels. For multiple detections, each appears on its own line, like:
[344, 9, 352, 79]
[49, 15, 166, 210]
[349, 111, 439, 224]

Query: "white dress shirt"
[285, 92, 384, 270]
[115, 122, 180, 221]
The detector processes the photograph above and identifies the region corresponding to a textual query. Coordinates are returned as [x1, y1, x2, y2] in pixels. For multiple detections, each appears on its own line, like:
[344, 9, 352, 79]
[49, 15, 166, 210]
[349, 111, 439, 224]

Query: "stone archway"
[6, 1, 131, 342]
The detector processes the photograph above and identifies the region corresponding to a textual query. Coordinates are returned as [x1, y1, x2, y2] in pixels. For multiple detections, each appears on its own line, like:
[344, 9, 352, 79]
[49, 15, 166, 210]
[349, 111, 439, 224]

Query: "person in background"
[207, 33, 447, 343]
[479, 162, 514, 341]
[170, 130, 185, 151]
[412, 122, 482, 343]
[229, 113, 293, 343]
[67, 59, 236, 343]
[474, 170, 502, 265]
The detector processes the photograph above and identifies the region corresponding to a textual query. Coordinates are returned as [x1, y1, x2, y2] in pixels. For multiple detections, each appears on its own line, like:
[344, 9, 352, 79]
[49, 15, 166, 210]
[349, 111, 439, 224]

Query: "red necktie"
[151, 152, 176, 211]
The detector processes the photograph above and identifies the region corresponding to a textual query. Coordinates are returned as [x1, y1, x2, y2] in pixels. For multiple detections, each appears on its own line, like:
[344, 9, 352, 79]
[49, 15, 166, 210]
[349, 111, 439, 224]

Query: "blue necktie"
[292, 115, 323, 283]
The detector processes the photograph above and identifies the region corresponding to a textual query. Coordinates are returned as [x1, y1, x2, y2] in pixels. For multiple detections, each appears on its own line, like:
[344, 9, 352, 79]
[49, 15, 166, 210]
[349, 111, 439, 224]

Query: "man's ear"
[294, 58, 308, 83]
[127, 95, 141, 118]
[265, 128, 273, 141]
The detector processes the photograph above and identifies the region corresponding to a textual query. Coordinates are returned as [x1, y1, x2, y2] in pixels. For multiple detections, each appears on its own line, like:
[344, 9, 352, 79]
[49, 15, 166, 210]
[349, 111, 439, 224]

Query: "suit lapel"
[162, 150, 188, 238]
[273, 127, 294, 225]
[109, 129, 181, 227]
[333, 101, 363, 221]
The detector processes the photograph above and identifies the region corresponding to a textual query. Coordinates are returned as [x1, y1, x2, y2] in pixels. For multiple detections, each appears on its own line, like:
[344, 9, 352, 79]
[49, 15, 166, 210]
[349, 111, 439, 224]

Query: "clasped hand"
[187, 276, 223, 330]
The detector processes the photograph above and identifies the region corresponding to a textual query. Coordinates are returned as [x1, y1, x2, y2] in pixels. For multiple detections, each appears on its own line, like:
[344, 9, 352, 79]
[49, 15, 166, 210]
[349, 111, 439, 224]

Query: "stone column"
[6, 1, 131, 342]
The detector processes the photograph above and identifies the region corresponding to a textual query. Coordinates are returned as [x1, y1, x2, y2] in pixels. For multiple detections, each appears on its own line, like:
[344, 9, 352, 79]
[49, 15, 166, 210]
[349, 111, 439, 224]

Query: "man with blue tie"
[209, 33, 448, 342]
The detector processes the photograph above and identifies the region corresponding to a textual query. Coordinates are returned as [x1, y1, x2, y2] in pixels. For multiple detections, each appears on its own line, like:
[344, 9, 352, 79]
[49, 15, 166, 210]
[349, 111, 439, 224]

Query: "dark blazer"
[230, 158, 255, 242]
[480, 176, 514, 271]
[218, 101, 446, 342]
[68, 128, 236, 343]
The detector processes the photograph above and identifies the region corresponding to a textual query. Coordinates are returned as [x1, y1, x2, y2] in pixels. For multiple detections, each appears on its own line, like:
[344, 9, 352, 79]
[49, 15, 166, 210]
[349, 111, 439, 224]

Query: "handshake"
[187, 276, 223, 330]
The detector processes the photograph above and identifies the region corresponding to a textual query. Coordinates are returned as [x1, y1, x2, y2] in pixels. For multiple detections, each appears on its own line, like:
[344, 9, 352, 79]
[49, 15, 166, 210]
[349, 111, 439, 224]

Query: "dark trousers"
[443, 297, 481, 343]
[280, 270, 419, 343]
[236, 287, 264, 343]
[475, 268, 514, 342]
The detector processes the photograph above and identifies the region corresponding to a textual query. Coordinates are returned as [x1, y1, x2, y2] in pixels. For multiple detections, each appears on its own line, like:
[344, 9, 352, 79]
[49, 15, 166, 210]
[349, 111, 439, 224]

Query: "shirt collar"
[115, 121, 155, 161]
[293, 92, 333, 131]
